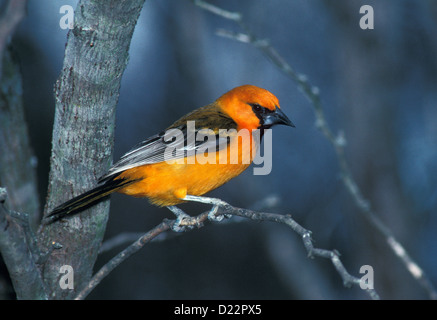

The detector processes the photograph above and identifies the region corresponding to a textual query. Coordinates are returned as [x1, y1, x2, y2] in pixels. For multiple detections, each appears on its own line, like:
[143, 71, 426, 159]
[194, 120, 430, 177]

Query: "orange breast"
[116, 134, 257, 206]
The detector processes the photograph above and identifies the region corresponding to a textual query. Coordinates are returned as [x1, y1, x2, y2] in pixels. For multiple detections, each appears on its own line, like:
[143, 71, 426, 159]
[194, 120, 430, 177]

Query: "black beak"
[263, 107, 295, 128]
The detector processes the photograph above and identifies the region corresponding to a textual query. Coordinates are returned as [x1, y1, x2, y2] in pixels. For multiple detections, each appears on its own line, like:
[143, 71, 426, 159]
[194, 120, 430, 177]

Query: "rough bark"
[36, 0, 146, 299]
[0, 48, 46, 300]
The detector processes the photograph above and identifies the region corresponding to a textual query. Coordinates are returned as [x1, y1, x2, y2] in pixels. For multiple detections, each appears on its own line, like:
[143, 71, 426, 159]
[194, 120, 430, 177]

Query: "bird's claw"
[207, 204, 231, 222]
[168, 205, 203, 232]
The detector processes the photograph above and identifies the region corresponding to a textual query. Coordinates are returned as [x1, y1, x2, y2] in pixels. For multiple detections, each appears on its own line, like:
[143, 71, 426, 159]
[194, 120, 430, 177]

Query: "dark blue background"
[11, 0, 437, 299]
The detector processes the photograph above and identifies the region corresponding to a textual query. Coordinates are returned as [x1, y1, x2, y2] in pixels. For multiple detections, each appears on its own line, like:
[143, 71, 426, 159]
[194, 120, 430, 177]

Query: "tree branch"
[99, 195, 281, 254]
[192, 0, 437, 299]
[0, 0, 47, 299]
[76, 201, 380, 300]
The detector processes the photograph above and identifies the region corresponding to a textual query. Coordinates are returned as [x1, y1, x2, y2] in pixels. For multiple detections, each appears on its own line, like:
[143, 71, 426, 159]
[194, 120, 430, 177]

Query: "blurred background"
[2, 0, 437, 299]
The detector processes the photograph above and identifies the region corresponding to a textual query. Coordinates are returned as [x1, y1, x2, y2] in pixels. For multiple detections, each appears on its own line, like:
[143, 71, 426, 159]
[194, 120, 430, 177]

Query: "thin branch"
[75, 218, 176, 300]
[192, 0, 241, 21]
[99, 232, 147, 254]
[99, 194, 281, 254]
[76, 202, 379, 300]
[192, 0, 437, 300]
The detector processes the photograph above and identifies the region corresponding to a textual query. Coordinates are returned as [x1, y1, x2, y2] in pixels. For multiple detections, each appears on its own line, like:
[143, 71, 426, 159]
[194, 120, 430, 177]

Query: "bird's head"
[216, 84, 295, 131]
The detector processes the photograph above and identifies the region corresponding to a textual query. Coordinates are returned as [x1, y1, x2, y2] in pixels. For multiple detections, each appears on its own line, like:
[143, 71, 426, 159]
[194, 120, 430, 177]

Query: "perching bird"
[44, 85, 294, 225]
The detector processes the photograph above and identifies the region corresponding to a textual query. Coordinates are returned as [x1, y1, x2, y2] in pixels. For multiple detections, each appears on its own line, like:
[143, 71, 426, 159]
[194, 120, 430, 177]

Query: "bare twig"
[76, 202, 379, 300]
[221, 205, 379, 300]
[75, 217, 189, 300]
[99, 232, 147, 254]
[192, 0, 437, 299]
[192, 0, 241, 21]
[99, 194, 282, 254]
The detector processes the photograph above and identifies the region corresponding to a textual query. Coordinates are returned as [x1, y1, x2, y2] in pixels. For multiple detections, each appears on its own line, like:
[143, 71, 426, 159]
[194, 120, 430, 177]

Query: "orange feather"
[45, 85, 294, 223]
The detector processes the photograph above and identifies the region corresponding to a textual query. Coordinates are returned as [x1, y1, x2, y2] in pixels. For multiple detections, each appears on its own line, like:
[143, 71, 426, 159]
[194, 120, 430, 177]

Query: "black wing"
[99, 104, 237, 182]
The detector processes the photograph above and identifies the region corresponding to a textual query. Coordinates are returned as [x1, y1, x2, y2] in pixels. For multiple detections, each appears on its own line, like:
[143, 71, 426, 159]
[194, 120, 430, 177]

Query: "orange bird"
[44, 85, 294, 225]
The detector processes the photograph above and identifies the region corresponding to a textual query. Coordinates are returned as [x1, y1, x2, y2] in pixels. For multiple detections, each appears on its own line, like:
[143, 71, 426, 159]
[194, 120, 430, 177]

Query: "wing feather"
[99, 104, 237, 182]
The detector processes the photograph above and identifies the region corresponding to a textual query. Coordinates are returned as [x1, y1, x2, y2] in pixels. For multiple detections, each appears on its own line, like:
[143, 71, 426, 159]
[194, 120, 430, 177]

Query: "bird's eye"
[250, 103, 263, 113]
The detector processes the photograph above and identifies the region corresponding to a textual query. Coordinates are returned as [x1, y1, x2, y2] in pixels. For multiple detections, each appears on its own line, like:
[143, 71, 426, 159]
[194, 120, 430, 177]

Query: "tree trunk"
[35, 0, 145, 299]
[0, 46, 47, 300]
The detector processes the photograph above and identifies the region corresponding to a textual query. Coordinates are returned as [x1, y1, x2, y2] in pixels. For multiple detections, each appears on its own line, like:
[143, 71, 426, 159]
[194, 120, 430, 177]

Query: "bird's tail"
[43, 177, 135, 225]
